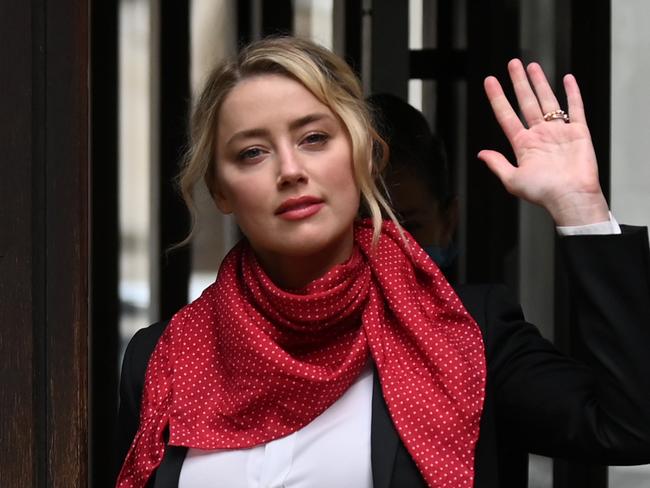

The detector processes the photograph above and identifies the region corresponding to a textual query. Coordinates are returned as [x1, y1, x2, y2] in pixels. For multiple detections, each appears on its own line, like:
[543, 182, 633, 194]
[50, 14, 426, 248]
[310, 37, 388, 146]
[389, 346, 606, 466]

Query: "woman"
[116, 37, 650, 488]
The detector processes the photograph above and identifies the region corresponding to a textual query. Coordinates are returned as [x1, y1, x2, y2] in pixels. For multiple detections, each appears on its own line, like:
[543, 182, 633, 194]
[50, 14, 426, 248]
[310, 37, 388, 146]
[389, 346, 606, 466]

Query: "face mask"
[423, 242, 458, 270]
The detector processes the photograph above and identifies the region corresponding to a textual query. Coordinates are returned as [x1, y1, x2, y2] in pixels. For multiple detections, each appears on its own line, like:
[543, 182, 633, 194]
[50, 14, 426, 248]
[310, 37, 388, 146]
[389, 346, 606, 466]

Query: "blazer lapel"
[154, 445, 187, 488]
[371, 368, 399, 488]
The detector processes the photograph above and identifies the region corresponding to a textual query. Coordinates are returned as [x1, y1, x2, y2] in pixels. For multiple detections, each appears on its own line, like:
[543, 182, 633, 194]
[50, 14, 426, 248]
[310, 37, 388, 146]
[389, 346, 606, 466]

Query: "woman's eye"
[301, 133, 329, 147]
[238, 147, 265, 162]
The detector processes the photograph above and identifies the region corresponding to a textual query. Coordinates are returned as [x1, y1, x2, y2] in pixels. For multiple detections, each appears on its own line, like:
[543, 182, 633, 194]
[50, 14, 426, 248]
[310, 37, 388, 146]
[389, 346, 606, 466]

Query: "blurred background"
[2, 1, 649, 486]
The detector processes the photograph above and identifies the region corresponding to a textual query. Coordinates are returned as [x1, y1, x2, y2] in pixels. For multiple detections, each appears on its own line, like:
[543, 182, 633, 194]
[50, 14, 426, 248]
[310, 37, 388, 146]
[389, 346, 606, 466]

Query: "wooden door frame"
[0, 0, 89, 486]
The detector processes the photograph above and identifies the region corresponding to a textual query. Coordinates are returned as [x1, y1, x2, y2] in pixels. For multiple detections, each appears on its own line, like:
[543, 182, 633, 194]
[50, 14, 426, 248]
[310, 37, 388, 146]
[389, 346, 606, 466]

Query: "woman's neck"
[252, 232, 355, 290]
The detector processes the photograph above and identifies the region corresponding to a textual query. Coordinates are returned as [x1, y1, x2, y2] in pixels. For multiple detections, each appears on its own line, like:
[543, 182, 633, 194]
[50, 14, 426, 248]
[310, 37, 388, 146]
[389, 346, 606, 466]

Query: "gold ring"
[543, 109, 570, 123]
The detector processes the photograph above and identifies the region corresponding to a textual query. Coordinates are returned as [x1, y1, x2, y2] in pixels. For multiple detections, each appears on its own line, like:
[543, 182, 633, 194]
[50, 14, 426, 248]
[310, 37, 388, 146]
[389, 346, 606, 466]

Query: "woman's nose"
[276, 147, 308, 188]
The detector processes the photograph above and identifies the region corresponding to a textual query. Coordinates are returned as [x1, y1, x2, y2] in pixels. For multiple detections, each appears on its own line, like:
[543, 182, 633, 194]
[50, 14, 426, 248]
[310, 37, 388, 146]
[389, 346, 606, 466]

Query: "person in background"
[369, 94, 458, 274]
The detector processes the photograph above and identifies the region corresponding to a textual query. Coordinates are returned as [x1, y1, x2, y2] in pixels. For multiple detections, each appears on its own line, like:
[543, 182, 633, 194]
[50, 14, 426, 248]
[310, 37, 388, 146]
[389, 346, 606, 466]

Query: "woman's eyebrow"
[226, 113, 334, 146]
[226, 128, 268, 146]
[288, 112, 333, 131]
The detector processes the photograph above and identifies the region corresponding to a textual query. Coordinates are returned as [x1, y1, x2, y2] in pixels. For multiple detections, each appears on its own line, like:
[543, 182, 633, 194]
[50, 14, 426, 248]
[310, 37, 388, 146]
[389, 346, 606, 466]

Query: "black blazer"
[117, 227, 650, 487]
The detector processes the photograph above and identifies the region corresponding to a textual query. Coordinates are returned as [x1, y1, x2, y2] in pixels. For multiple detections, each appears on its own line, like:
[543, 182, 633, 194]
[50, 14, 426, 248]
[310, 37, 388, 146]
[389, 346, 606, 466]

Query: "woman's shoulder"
[126, 321, 169, 359]
[453, 283, 530, 357]
[454, 283, 521, 323]
[121, 321, 171, 389]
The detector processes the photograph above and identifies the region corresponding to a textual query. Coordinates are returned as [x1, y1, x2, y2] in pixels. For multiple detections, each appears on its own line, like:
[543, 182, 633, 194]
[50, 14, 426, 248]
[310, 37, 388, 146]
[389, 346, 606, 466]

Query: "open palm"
[479, 60, 609, 226]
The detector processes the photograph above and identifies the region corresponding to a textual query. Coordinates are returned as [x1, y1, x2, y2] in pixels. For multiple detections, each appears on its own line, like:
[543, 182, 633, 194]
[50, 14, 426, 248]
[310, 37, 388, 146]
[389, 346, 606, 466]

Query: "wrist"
[547, 192, 610, 226]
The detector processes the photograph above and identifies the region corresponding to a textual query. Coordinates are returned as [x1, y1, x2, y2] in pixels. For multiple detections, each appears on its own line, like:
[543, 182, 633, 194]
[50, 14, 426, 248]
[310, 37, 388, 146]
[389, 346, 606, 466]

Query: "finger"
[477, 150, 516, 189]
[526, 62, 561, 115]
[484, 76, 525, 144]
[507, 59, 543, 126]
[564, 74, 587, 125]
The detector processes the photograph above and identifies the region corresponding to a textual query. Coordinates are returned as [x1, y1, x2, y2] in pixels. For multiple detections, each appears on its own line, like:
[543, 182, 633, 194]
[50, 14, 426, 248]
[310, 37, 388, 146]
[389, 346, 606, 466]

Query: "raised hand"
[478, 59, 610, 226]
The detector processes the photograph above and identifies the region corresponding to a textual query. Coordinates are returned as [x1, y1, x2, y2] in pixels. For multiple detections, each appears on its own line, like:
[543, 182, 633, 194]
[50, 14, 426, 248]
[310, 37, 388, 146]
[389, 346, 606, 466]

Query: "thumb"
[477, 150, 515, 188]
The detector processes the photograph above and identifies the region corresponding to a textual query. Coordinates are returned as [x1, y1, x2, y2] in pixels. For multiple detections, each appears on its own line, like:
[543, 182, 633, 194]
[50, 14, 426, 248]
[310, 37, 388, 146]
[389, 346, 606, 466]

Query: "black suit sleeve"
[487, 226, 650, 464]
[115, 321, 169, 479]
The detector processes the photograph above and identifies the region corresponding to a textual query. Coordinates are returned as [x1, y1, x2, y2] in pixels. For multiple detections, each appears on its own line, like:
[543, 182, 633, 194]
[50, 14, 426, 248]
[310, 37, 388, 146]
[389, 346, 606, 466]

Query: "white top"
[177, 215, 620, 487]
[178, 364, 374, 488]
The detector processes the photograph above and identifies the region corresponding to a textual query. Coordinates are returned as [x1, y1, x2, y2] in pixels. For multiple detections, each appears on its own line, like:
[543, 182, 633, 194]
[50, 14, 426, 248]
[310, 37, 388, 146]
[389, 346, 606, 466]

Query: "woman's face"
[213, 74, 360, 281]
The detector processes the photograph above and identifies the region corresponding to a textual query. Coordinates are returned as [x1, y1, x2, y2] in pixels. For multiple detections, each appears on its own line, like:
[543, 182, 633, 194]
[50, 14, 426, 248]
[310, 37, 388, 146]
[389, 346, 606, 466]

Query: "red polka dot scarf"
[117, 220, 486, 487]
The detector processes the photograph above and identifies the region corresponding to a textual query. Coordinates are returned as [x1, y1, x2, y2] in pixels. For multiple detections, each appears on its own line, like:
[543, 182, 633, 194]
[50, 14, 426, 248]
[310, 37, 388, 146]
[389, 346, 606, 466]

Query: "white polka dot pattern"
[116, 219, 486, 488]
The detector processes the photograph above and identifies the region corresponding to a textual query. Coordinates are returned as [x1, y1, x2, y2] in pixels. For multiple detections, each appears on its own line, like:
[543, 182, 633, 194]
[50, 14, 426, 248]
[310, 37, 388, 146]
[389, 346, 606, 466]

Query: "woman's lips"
[275, 196, 324, 221]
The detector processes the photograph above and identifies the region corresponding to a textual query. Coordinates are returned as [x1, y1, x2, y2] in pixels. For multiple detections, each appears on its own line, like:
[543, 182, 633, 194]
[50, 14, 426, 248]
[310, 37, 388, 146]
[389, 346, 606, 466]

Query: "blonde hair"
[179, 36, 400, 246]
